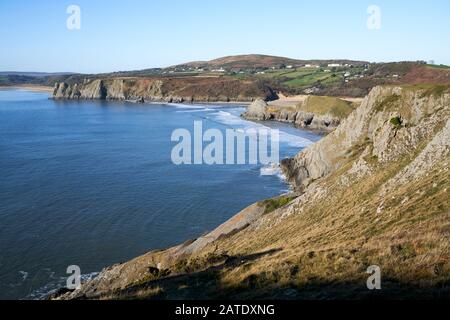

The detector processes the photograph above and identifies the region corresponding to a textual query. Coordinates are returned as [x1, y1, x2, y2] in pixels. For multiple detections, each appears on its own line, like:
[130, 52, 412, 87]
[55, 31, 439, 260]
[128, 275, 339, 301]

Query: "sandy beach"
[0, 85, 54, 93]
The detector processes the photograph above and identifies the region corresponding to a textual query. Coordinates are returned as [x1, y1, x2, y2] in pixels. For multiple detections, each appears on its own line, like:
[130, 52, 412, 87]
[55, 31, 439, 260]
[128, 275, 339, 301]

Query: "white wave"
[7, 271, 29, 288]
[260, 163, 286, 181]
[175, 108, 213, 113]
[170, 103, 206, 109]
[212, 110, 250, 126]
[80, 272, 99, 282]
[26, 271, 100, 300]
[279, 131, 313, 148]
[210, 110, 313, 148]
[19, 271, 28, 281]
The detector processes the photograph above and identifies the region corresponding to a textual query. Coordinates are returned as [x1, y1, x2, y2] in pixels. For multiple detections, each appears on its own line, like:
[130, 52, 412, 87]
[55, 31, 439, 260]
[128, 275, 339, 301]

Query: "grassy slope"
[266, 95, 356, 121]
[104, 145, 448, 300]
[255, 67, 344, 90]
[425, 64, 450, 70]
[297, 96, 355, 118]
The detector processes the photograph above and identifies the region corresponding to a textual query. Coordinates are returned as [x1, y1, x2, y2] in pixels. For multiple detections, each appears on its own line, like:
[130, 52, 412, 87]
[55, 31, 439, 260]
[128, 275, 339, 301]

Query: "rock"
[52, 77, 270, 103]
[242, 98, 344, 132]
[45, 287, 74, 300]
[242, 98, 268, 120]
[53, 82, 69, 98]
[377, 203, 384, 214]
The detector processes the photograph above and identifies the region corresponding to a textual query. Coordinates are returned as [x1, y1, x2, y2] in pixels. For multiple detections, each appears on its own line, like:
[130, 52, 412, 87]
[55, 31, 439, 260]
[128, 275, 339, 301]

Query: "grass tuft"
[261, 196, 296, 214]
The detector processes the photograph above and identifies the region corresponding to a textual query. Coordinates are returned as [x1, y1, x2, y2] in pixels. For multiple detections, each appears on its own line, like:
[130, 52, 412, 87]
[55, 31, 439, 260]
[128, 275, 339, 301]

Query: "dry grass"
[105, 144, 448, 299]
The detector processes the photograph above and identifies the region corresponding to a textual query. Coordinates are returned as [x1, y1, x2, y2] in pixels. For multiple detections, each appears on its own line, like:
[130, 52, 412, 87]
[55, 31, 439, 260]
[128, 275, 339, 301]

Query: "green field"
[284, 73, 334, 88]
[426, 64, 450, 70]
[250, 66, 361, 91]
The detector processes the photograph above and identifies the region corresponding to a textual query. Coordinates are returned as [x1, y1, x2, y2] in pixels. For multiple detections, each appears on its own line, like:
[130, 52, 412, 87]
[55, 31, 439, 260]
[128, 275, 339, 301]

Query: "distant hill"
[174, 54, 369, 71]
[0, 71, 74, 77]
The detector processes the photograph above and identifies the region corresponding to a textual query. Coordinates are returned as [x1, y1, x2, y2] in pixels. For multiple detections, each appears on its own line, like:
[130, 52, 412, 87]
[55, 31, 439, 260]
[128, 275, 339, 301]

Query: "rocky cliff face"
[282, 85, 450, 190]
[53, 77, 276, 103]
[242, 97, 350, 132]
[55, 84, 449, 300]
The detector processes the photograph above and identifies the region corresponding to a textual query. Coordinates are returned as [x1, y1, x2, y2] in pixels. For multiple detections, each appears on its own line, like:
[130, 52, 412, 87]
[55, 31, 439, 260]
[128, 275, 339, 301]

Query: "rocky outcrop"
[242, 98, 269, 119]
[53, 77, 275, 103]
[242, 96, 350, 132]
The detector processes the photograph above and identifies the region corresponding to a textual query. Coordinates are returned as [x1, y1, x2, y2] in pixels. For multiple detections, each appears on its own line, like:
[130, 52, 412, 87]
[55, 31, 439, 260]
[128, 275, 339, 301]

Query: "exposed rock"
[281, 85, 450, 190]
[242, 98, 268, 120]
[242, 95, 352, 132]
[382, 118, 450, 193]
[53, 77, 273, 103]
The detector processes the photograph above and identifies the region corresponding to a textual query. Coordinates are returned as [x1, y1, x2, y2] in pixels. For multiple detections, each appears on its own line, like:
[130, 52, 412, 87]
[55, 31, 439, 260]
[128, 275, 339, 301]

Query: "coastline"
[0, 85, 54, 93]
[127, 99, 252, 106]
[50, 95, 253, 106]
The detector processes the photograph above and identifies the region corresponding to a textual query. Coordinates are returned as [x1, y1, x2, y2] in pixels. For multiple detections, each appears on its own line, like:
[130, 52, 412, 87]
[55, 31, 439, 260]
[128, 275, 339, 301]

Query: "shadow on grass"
[89, 247, 449, 300]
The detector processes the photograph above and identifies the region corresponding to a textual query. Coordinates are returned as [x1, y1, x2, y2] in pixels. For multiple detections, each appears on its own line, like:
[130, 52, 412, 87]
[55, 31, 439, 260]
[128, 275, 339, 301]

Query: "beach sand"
[0, 85, 54, 93]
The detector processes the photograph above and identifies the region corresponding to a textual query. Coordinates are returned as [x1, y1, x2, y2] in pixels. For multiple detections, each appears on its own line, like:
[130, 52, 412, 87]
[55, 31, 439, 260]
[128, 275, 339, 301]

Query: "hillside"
[55, 84, 450, 300]
[174, 54, 368, 71]
[253, 61, 450, 97]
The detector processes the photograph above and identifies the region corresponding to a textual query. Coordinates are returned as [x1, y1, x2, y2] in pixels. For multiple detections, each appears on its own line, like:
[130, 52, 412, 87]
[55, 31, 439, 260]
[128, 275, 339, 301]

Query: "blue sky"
[1, 0, 449, 73]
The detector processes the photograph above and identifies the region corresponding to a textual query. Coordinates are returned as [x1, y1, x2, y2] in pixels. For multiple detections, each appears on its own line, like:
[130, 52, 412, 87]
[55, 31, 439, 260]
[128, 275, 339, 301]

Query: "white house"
[328, 63, 341, 67]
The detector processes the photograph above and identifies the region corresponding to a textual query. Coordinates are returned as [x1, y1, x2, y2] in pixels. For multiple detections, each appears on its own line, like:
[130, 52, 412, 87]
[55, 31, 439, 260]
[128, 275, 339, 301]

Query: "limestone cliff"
[53, 77, 276, 103]
[55, 84, 449, 300]
[242, 96, 355, 132]
[282, 85, 450, 190]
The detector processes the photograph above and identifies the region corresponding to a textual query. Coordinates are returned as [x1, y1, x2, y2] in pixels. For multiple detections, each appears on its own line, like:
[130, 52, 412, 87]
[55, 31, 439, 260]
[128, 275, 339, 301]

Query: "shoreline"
[129, 99, 252, 107]
[51, 96, 253, 106]
[0, 85, 54, 93]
